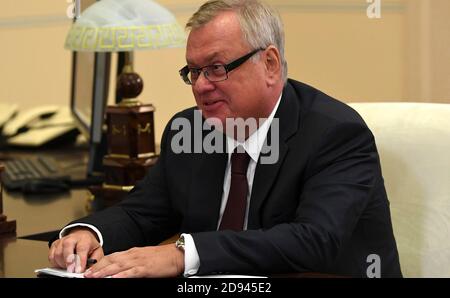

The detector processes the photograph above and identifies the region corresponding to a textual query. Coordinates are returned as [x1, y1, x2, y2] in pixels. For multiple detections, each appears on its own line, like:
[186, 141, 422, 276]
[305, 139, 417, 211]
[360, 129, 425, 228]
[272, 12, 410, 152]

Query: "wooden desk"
[1, 145, 92, 238]
[3, 188, 91, 238]
[1, 189, 91, 278]
[0, 237, 49, 277]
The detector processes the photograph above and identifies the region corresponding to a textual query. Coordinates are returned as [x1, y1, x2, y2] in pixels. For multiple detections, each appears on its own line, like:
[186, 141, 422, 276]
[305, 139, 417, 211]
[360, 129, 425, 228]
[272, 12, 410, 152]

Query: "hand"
[84, 244, 184, 278]
[48, 227, 104, 273]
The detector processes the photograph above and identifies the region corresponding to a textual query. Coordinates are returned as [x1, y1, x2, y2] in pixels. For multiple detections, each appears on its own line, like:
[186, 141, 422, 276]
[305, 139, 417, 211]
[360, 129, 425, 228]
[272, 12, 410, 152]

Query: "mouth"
[201, 99, 225, 112]
[203, 99, 222, 106]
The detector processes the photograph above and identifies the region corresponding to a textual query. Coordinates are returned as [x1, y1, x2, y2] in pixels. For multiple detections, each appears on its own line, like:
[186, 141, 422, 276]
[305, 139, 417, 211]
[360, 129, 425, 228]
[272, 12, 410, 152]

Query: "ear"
[263, 46, 282, 86]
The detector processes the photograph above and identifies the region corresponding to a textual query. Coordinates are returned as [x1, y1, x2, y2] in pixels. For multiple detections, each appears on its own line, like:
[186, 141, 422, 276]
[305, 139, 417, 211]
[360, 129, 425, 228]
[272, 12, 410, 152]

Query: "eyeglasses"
[179, 48, 264, 85]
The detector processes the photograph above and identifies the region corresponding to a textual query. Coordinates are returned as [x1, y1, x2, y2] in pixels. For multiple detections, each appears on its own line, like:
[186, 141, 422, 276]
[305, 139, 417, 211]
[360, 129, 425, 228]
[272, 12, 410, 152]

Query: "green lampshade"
[65, 0, 186, 52]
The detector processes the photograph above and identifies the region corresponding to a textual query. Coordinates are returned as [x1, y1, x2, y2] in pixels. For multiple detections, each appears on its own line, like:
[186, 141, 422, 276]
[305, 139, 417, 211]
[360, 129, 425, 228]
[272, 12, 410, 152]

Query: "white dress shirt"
[60, 93, 282, 277]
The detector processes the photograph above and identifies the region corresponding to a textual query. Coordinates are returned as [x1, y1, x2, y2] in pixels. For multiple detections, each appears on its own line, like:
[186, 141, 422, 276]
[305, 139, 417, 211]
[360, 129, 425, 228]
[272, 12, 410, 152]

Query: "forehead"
[186, 11, 249, 65]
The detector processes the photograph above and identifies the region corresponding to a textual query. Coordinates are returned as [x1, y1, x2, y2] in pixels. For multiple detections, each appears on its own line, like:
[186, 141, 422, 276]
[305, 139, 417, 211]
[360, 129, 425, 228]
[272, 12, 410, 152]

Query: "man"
[49, 0, 402, 278]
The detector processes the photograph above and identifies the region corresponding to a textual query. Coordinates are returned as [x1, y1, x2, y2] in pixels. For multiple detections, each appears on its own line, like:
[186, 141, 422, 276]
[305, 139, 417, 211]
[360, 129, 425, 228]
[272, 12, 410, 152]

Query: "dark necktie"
[219, 146, 251, 231]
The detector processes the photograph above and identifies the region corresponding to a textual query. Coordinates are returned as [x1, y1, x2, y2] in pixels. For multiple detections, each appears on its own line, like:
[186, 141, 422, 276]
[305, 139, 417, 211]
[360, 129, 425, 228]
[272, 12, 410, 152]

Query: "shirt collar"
[226, 92, 282, 163]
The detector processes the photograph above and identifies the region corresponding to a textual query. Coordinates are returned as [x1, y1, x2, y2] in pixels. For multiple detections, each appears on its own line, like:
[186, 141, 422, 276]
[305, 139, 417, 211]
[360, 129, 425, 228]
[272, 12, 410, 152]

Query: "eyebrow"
[186, 51, 225, 67]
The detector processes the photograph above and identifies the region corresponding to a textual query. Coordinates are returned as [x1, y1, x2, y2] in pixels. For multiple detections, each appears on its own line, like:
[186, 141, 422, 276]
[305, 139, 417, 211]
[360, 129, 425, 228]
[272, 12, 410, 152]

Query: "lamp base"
[87, 155, 158, 208]
[103, 155, 158, 186]
[106, 103, 156, 158]
[0, 215, 16, 236]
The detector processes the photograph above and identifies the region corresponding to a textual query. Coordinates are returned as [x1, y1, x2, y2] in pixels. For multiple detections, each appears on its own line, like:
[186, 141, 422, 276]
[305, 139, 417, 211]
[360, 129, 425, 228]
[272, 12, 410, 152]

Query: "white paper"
[35, 267, 85, 278]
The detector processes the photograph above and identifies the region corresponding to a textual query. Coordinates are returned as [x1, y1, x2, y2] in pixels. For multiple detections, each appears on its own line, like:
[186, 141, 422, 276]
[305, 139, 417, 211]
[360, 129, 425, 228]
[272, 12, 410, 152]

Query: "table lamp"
[65, 0, 185, 103]
[64, 0, 185, 205]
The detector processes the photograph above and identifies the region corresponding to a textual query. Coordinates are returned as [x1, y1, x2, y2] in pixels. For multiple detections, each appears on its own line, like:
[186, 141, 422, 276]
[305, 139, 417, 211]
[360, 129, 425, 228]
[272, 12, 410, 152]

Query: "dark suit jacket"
[67, 79, 402, 277]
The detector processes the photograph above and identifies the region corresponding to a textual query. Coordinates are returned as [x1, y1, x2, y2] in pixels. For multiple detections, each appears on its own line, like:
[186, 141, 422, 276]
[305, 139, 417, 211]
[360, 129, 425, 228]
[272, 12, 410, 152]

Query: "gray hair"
[186, 0, 288, 82]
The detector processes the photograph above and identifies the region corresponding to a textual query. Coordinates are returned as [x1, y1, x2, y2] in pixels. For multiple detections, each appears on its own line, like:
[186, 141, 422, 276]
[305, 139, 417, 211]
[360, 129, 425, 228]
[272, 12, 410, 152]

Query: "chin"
[204, 114, 226, 129]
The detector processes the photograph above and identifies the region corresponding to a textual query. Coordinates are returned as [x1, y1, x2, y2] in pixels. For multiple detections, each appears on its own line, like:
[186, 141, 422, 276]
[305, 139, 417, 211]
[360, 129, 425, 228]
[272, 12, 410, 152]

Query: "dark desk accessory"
[1, 156, 70, 191]
[0, 164, 16, 236]
[88, 53, 158, 206]
[0, 155, 95, 194]
[21, 178, 70, 195]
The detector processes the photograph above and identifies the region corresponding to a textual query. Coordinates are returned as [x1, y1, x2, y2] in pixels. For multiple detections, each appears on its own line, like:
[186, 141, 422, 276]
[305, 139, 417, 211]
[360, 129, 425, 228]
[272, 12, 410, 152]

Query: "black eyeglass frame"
[179, 48, 265, 85]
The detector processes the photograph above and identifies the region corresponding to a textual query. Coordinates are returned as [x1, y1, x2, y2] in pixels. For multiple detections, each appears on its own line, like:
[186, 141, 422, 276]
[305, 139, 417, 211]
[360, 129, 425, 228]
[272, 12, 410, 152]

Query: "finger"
[90, 262, 125, 278]
[74, 242, 92, 273]
[85, 252, 128, 278]
[83, 247, 104, 276]
[48, 242, 59, 268]
[84, 253, 110, 277]
[50, 240, 67, 269]
[89, 246, 104, 262]
[84, 257, 109, 278]
[62, 239, 77, 272]
[112, 267, 143, 278]
[66, 253, 80, 273]
[86, 246, 104, 270]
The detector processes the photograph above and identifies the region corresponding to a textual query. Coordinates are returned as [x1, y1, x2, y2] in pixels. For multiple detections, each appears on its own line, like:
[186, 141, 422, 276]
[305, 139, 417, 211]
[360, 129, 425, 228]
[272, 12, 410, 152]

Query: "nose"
[193, 71, 215, 93]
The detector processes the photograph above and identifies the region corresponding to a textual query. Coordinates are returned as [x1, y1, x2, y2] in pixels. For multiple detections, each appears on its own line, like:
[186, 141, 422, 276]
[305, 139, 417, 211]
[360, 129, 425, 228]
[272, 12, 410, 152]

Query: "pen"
[87, 258, 97, 267]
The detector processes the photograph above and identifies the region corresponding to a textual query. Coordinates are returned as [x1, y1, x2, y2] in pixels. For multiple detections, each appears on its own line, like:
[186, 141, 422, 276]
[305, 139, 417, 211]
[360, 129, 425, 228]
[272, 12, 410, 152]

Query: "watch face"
[176, 236, 185, 250]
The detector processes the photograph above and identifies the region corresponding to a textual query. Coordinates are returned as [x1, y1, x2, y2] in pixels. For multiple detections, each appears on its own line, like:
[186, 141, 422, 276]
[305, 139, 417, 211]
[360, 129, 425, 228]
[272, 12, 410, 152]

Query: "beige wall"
[0, 0, 449, 141]
[428, 0, 450, 101]
[406, 0, 450, 102]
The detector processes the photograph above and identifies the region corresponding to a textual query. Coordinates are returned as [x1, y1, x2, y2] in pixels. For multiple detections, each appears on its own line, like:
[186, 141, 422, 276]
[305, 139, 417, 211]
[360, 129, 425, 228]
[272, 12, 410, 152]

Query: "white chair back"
[349, 102, 450, 277]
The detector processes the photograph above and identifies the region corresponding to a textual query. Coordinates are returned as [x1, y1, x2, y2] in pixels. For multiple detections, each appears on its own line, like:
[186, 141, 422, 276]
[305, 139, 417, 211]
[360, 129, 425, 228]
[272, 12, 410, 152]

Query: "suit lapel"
[247, 82, 301, 229]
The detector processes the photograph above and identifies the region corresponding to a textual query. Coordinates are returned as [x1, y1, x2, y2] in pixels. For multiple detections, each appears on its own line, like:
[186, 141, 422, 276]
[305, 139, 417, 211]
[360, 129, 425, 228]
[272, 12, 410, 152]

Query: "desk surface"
[1, 146, 93, 277]
[4, 188, 91, 238]
[0, 238, 49, 277]
[2, 188, 91, 277]
[1, 146, 91, 238]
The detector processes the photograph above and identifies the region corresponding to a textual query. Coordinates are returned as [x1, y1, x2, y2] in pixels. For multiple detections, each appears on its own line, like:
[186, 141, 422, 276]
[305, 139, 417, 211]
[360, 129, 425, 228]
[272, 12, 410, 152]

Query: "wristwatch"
[175, 235, 185, 251]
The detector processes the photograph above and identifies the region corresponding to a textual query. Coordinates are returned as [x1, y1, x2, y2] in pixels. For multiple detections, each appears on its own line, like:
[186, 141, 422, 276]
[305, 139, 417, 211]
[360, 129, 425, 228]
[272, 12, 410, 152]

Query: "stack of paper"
[35, 268, 85, 278]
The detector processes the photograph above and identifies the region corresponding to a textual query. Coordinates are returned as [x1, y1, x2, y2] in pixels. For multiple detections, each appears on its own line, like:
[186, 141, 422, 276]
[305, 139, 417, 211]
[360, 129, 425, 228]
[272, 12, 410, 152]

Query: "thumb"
[89, 246, 104, 261]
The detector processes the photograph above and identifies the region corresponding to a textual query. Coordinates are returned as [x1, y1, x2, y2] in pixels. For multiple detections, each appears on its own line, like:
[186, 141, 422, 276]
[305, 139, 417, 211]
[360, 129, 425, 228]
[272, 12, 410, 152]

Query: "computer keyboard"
[1, 156, 71, 192]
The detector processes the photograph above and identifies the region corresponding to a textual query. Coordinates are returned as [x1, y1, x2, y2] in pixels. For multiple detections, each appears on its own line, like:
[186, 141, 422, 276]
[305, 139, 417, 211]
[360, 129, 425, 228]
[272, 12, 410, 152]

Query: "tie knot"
[231, 146, 250, 175]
